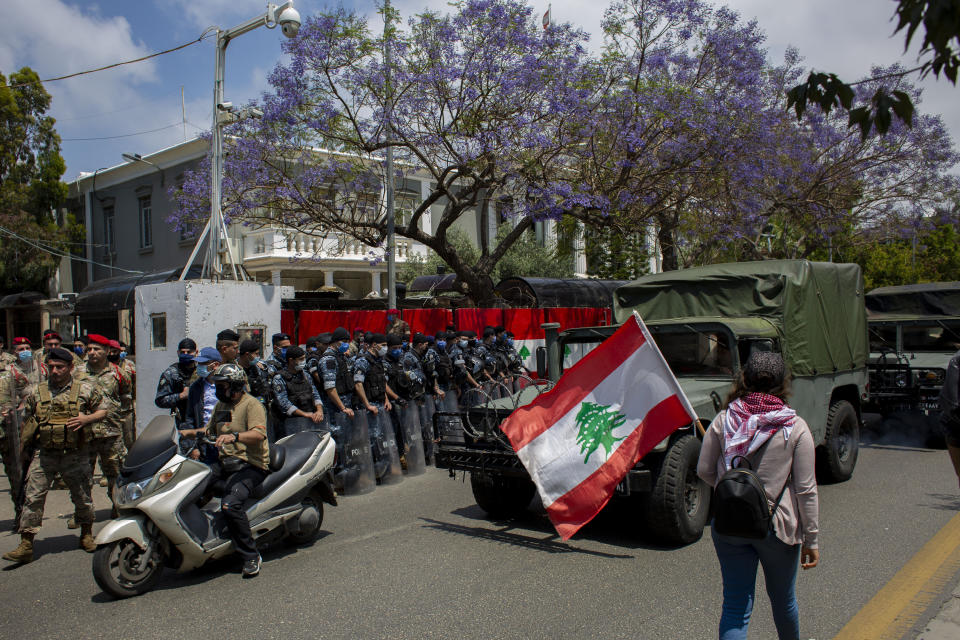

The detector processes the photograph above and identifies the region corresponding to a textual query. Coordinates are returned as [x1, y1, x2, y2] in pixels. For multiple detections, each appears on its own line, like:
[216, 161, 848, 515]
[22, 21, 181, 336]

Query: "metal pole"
[207, 32, 227, 281]
[384, 0, 396, 309]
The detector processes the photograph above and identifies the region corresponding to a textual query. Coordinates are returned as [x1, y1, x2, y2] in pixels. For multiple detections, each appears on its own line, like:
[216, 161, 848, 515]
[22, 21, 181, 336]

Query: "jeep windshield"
[559, 323, 736, 377]
[869, 320, 960, 353]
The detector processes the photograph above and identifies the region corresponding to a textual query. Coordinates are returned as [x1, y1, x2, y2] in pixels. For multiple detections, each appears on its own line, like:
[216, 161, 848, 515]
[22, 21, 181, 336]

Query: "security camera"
[278, 7, 300, 38]
[217, 102, 234, 111]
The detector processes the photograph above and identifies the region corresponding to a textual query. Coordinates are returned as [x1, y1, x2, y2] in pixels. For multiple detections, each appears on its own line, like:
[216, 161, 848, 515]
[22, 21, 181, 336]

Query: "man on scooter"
[183, 363, 269, 578]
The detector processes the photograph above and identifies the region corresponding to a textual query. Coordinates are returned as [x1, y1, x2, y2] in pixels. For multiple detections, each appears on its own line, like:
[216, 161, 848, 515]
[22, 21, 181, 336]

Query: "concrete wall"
[134, 280, 282, 431]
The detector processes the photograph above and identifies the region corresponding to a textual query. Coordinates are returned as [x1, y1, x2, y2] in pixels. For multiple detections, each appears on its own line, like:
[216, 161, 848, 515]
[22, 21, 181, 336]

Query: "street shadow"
[920, 493, 960, 512]
[859, 443, 937, 454]
[420, 517, 635, 558]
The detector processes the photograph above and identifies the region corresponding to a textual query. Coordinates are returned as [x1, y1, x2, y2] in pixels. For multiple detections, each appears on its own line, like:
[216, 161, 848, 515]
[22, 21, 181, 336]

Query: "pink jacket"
[697, 411, 820, 549]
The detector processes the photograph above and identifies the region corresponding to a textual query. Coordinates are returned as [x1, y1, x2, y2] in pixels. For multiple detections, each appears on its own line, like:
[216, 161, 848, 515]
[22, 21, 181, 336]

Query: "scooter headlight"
[118, 478, 151, 505]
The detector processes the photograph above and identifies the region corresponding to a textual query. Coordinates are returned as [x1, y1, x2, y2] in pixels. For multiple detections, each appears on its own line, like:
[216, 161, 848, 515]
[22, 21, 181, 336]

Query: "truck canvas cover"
[865, 282, 960, 317]
[613, 260, 867, 376]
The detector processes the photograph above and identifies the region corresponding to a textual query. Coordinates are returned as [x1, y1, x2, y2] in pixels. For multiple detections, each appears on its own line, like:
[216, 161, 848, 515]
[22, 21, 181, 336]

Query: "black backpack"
[713, 444, 790, 540]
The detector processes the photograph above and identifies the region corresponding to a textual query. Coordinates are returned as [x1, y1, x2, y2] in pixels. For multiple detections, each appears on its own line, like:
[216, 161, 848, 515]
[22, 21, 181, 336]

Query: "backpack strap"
[769, 473, 791, 518]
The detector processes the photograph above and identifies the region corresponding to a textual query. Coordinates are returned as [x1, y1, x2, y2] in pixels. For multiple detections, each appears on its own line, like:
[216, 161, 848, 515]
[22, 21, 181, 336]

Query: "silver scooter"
[93, 415, 337, 598]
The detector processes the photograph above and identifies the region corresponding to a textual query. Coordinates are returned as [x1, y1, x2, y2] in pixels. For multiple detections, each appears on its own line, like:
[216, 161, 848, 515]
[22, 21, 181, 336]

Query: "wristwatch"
[233, 432, 241, 444]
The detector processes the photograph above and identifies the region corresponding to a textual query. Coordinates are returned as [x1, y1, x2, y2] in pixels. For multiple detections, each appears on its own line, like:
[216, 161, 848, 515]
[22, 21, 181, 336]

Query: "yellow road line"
[834, 511, 960, 640]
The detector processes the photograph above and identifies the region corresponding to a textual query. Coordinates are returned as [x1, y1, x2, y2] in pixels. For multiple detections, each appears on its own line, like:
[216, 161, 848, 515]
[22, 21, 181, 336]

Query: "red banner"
[545, 307, 609, 331]
[347, 310, 390, 335]
[298, 310, 350, 339]
[281, 309, 297, 344]
[502, 308, 546, 340]
[453, 308, 504, 334]
[403, 309, 454, 337]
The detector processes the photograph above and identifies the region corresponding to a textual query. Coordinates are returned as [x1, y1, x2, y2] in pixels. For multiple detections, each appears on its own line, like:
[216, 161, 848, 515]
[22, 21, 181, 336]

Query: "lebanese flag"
[499, 312, 696, 540]
[542, 4, 551, 29]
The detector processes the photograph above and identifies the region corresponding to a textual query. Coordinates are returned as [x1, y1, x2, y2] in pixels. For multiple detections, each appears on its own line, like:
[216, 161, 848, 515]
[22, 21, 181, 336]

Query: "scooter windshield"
[120, 416, 179, 483]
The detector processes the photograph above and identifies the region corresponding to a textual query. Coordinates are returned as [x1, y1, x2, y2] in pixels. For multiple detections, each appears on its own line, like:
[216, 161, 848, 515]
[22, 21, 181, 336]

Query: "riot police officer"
[354, 334, 400, 481]
[2, 348, 109, 564]
[319, 327, 356, 421]
[155, 339, 199, 426]
[271, 346, 323, 437]
[267, 332, 292, 371]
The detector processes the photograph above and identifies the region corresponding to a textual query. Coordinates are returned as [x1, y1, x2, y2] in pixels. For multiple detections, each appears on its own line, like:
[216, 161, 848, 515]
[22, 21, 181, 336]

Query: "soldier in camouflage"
[2, 348, 109, 564]
[82, 335, 130, 518]
[0, 335, 16, 369]
[109, 340, 137, 449]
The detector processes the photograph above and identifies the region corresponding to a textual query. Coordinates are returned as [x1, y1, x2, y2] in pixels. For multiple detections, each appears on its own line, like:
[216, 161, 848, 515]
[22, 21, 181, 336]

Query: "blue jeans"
[711, 527, 801, 640]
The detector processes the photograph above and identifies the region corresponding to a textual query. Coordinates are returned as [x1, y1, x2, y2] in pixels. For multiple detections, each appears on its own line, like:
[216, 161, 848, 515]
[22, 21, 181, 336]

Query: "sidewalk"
[917, 577, 960, 639]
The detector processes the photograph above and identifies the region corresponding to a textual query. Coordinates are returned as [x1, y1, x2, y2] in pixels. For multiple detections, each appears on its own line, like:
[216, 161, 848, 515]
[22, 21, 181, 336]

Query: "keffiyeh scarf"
[720, 392, 796, 473]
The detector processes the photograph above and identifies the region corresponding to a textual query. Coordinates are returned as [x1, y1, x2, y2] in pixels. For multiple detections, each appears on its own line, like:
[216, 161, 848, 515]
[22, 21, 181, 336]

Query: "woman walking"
[697, 352, 820, 640]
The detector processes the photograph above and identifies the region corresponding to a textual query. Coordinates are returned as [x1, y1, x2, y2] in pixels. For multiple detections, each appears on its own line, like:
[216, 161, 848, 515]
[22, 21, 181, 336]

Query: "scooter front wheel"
[93, 538, 164, 599]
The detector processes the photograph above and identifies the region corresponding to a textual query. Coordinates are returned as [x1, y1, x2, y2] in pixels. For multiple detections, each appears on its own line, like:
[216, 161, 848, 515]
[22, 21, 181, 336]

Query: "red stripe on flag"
[500, 319, 646, 452]
[548, 394, 693, 540]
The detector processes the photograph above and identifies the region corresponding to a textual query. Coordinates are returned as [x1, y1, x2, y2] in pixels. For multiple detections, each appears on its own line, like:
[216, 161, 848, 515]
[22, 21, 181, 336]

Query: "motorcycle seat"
[251, 431, 322, 500]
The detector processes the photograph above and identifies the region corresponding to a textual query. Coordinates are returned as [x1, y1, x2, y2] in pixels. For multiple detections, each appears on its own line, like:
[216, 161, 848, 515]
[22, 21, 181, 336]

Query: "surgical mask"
[308, 346, 318, 353]
[197, 365, 210, 378]
[295, 361, 306, 371]
[18, 350, 32, 362]
[376, 346, 387, 357]
[437, 340, 446, 350]
[458, 340, 467, 349]
[73, 346, 84, 355]
[178, 353, 195, 366]
[250, 356, 261, 366]
[280, 347, 288, 359]
[507, 339, 514, 348]
[390, 348, 402, 359]
[338, 342, 350, 354]
[118, 351, 127, 360]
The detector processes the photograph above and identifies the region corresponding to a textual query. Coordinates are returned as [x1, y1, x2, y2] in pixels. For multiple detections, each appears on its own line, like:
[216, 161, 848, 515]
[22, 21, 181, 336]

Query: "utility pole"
[384, 0, 397, 309]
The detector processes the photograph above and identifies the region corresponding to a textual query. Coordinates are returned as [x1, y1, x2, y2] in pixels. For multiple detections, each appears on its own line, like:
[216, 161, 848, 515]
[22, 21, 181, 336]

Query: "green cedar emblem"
[574, 402, 626, 464]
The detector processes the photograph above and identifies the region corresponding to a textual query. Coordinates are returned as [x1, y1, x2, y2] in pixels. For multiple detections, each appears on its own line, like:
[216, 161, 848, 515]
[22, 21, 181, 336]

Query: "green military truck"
[864, 282, 960, 441]
[436, 260, 868, 545]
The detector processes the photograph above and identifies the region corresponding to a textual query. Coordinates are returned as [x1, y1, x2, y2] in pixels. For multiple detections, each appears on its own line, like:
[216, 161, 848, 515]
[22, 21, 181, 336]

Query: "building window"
[103, 207, 115, 254]
[150, 313, 166, 350]
[138, 196, 153, 249]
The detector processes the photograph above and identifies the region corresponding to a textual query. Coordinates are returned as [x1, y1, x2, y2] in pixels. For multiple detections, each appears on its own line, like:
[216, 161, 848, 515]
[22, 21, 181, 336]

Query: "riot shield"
[418, 395, 437, 464]
[340, 410, 376, 496]
[435, 391, 464, 444]
[399, 403, 426, 476]
[282, 416, 314, 437]
[367, 405, 403, 485]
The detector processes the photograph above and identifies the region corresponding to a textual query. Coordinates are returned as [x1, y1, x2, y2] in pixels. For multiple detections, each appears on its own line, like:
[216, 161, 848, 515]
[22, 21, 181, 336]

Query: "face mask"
[197, 365, 210, 378]
[458, 340, 467, 349]
[179, 353, 195, 366]
[119, 351, 127, 360]
[390, 348, 402, 359]
[73, 346, 84, 355]
[338, 342, 350, 354]
[308, 346, 317, 353]
[18, 351, 32, 362]
[250, 356, 261, 366]
[507, 339, 515, 348]
[376, 346, 387, 357]
[280, 347, 288, 359]
[214, 386, 233, 404]
[295, 360, 306, 371]
[437, 340, 446, 350]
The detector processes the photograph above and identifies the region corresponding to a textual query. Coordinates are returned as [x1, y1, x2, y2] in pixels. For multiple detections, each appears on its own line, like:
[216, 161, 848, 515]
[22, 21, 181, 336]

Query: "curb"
[917, 578, 960, 639]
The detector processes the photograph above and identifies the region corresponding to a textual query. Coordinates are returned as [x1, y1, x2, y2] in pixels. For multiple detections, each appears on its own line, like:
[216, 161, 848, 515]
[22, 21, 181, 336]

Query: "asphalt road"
[0, 439, 958, 640]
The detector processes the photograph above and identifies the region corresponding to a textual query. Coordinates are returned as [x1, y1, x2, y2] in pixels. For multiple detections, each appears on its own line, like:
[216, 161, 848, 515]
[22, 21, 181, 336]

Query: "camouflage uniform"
[82, 362, 130, 505]
[18, 377, 108, 534]
[386, 317, 410, 337]
[0, 351, 17, 369]
[118, 358, 137, 448]
[0, 361, 48, 510]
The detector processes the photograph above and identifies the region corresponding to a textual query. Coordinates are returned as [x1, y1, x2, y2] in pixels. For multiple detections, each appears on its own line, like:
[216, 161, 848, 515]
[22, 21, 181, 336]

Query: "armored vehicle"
[436, 260, 867, 545]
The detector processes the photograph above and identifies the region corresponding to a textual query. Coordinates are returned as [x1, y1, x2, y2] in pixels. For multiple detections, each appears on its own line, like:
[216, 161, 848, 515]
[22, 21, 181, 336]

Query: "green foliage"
[0, 67, 74, 294]
[398, 224, 572, 285]
[829, 224, 960, 290]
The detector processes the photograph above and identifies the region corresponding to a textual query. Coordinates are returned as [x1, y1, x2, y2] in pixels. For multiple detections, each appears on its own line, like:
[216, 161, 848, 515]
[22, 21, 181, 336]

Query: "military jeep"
[435, 260, 867, 545]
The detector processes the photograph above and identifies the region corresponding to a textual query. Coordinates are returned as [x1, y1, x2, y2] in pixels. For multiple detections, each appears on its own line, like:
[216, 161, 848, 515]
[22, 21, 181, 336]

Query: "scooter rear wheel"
[285, 496, 324, 546]
[93, 539, 164, 599]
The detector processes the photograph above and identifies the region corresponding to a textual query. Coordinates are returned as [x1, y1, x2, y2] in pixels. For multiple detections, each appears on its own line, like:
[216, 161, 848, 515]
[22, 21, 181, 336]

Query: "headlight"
[118, 478, 151, 505]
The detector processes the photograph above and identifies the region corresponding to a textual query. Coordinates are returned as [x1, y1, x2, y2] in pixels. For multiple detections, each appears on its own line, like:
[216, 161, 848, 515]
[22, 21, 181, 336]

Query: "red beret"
[43, 330, 61, 340]
[87, 334, 110, 346]
[108, 339, 122, 350]
[12, 337, 30, 346]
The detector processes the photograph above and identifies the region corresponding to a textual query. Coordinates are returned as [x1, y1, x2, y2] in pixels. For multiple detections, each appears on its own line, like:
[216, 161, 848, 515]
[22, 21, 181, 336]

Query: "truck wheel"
[644, 434, 710, 545]
[470, 472, 535, 519]
[817, 399, 859, 483]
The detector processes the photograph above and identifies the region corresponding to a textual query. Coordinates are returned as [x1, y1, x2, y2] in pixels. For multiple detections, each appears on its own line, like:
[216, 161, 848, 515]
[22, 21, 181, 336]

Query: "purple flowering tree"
[173, 0, 596, 304]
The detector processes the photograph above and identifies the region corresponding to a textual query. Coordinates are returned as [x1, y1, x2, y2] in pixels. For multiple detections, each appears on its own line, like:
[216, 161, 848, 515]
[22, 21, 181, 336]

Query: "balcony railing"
[243, 229, 420, 264]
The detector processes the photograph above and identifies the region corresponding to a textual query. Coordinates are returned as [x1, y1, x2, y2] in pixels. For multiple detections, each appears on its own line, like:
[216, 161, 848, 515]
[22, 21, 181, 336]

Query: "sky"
[0, 0, 956, 182]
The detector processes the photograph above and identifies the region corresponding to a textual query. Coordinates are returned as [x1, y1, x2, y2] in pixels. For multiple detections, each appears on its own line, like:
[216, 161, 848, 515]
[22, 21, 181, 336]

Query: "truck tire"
[644, 434, 710, 545]
[817, 399, 859, 483]
[470, 472, 535, 519]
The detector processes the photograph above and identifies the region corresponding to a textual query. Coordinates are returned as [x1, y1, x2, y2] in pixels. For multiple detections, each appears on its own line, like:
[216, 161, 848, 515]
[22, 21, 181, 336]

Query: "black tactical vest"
[279, 368, 315, 412]
[245, 364, 270, 402]
[333, 351, 354, 396]
[435, 350, 453, 385]
[361, 353, 387, 403]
